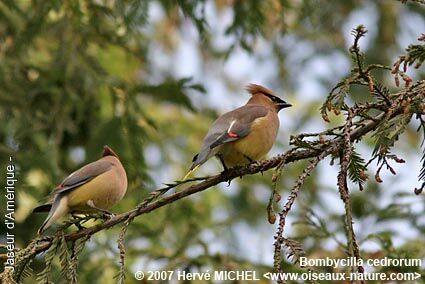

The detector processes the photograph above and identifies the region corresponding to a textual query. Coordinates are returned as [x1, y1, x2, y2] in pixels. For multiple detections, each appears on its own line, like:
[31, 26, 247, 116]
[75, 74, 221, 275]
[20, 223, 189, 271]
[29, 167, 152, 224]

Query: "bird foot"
[99, 211, 115, 220]
[87, 200, 115, 219]
[243, 154, 255, 164]
[37, 235, 50, 240]
[219, 168, 233, 186]
[70, 214, 88, 230]
[221, 166, 246, 186]
[75, 222, 87, 231]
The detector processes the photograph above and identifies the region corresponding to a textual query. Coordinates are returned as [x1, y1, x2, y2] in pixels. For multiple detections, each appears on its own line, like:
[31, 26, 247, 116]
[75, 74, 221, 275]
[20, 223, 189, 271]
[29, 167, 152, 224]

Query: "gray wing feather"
[55, 160, 113, 194]
[33, 160, 113, 214]
[207, 105, 268, 148]
[191, 105, 268, 168]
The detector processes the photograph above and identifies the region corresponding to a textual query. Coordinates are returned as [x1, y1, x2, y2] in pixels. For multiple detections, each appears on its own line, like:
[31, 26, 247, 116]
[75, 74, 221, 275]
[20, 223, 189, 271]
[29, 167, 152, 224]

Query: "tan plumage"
[33, 146, 128, 234]
[185, 84, 291, 179]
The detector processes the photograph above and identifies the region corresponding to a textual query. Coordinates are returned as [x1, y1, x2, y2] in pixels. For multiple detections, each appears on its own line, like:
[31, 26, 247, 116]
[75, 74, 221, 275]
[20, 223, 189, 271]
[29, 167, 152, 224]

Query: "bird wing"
[33, 159, 114, 213]
[54, 160, 113, 194]
[208, 105, 268, 149]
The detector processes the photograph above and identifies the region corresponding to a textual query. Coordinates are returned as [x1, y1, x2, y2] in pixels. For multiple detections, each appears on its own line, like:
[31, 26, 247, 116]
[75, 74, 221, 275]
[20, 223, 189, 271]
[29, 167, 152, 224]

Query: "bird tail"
[37, 195, 68, 235]
[33, 203, 52, 213]
[184, 147, 214, 180]
[183, 164, 200, 180]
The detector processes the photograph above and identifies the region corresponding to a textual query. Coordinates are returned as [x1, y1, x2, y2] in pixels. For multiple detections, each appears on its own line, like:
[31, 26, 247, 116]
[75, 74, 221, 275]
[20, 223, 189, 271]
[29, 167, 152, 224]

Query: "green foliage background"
[0, 1, 424, 283]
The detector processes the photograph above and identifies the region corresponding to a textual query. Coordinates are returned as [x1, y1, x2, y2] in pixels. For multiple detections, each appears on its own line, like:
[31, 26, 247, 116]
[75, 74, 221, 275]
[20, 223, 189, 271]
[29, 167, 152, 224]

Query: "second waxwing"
[33, 145, 128, 234]
[185, 84, 291, 179]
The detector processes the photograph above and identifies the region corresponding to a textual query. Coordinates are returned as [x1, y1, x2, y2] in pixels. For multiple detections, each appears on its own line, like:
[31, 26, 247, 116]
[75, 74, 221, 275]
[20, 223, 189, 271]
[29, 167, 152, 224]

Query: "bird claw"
[222, 172, 233, 186]
[69, 214, 89, 230]
[75, 222, 87, 231]
[100, 211, 115, 220]
[86, 200, 114, 219]
[37, 235, 50, 240]
[219, 168, 231, 186]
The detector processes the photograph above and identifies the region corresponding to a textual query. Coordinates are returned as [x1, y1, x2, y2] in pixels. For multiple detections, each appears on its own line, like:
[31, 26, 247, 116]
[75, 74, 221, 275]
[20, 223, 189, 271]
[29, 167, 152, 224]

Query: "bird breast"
[66, 163, 127, 212]
[219, 111, 279, 167]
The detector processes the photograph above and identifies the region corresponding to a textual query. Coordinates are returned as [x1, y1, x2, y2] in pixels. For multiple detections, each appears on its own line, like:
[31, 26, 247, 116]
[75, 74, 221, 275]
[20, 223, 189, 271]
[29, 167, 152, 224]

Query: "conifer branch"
[2, 78, 423, 283]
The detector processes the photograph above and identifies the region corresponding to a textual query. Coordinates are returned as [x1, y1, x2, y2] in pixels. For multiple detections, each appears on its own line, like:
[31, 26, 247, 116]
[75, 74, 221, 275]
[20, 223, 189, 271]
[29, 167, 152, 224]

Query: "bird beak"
[278, 102, 292, 109]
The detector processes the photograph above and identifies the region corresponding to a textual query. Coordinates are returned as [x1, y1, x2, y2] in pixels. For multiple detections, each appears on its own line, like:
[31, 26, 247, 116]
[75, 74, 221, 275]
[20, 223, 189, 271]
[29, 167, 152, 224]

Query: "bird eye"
[264, 93, 282, 104]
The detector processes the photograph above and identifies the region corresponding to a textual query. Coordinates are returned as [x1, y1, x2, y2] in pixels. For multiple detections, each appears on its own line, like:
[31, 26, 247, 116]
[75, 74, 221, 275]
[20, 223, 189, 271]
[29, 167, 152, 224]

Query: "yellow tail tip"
[183, 165, 200, 180]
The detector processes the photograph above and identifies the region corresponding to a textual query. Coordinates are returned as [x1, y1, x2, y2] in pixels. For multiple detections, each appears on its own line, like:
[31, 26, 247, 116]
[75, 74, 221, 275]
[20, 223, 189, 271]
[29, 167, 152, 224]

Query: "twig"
[337, 109, 365, 283]
[273, 146, 335, 283]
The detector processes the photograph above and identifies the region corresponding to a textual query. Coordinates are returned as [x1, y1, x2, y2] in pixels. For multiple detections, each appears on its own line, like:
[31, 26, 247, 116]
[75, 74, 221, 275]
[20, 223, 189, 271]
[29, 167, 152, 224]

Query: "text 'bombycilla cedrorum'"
[184, 84, 291, 179]
[33, 146, 128, 234]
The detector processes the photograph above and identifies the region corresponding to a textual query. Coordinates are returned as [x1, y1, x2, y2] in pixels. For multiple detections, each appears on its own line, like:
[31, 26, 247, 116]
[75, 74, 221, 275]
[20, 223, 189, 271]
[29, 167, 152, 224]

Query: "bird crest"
[102, 145, 118, 157]
[245, 84, 278, 98]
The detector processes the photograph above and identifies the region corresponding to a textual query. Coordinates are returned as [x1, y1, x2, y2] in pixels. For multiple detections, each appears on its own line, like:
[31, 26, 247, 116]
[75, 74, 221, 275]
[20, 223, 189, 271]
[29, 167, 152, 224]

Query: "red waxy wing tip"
[228, 132, 239, 138]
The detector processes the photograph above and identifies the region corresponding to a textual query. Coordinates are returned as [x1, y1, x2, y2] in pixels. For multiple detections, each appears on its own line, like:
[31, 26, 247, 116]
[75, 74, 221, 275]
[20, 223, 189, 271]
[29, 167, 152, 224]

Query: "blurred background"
[0, 0, 424, 283]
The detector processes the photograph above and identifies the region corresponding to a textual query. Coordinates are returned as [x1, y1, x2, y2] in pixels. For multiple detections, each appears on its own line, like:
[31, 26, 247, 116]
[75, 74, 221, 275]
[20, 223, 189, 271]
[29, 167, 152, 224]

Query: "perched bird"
[33, 145, 128, 235]
[184, 84, 291, 179]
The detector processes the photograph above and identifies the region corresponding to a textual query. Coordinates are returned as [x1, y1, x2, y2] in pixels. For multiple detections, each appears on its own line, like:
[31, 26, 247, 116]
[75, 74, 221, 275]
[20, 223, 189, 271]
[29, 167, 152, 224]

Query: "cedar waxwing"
[184, 84, 292, 179]
[33, 146, 128, 235]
